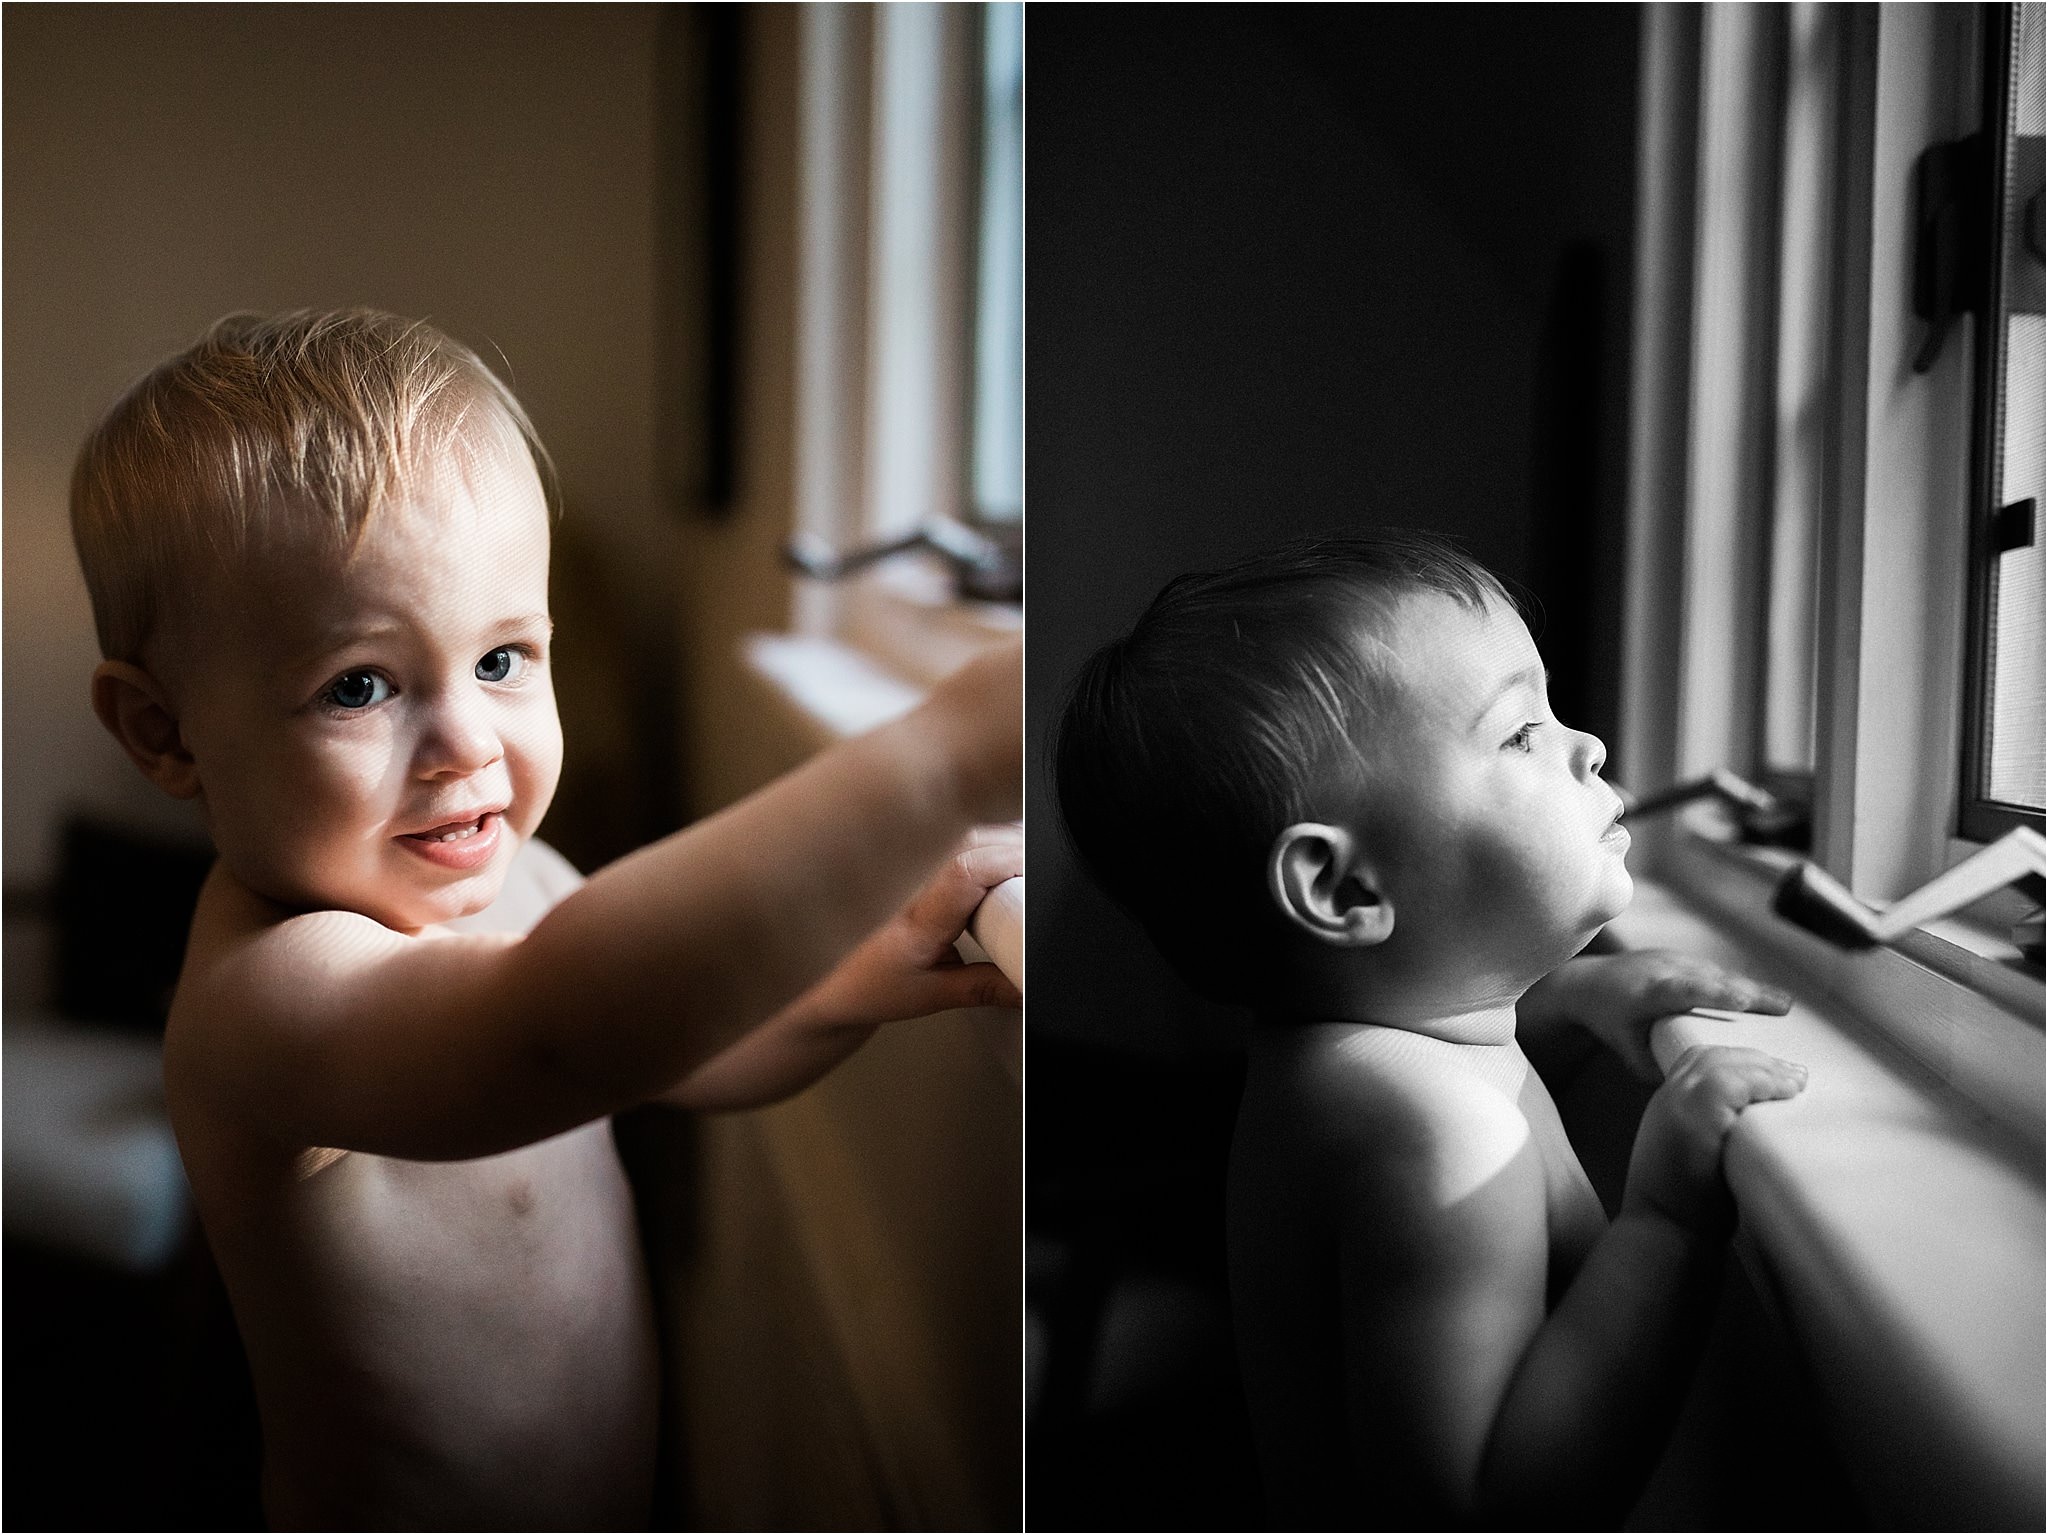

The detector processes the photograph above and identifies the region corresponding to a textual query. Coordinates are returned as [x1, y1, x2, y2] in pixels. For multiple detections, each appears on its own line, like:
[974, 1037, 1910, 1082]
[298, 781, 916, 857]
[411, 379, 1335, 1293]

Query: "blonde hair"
[70, 308, 557, 663]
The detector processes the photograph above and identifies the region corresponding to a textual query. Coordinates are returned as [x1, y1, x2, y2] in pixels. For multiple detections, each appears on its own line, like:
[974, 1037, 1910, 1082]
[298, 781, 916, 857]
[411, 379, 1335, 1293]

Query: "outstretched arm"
[176, 645, 1021, 1160]
[656, 824, 1022, 1111]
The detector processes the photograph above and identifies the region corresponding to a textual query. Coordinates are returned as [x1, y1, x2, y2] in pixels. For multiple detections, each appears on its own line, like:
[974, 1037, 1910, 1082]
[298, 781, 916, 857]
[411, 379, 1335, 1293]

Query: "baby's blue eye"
[1505, 722, 1540, 753]
[326, 670, 391, 711]
[476, 648, 524, 684]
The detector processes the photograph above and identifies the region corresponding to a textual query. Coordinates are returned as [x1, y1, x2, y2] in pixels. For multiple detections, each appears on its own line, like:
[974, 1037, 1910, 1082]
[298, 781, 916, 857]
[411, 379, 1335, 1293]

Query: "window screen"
[1969, 1, 2046, 828]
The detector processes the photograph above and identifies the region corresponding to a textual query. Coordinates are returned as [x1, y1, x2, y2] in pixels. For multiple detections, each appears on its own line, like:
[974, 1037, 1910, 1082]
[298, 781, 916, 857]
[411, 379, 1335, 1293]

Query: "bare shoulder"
[169, 870, 393, 1097]
[174, 867, 396, 1026]
[165, 864, 520, 1154]
[1245, 1024, 1536, 1212]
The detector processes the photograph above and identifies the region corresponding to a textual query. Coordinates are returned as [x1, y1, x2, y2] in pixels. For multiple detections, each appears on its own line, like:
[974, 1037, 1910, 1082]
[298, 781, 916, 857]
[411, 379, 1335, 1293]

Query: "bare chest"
[198, 1121, 660, 1528]
[1512, 1074, 1610, 1297]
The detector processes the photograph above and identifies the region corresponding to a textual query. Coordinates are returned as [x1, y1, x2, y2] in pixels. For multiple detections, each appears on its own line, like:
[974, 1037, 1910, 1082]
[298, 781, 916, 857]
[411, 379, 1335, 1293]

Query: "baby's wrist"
[1620, 1181, 1736, 1245]
[777, 979, 879, 1040]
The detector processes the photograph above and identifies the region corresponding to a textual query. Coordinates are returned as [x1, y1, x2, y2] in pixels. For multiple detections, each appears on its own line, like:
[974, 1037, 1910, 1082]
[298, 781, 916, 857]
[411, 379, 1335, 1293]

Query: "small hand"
[1526, 950, 1793, 1082]
[804, 823, 1023, 1028]
[1624, 1044, 1808, 1234]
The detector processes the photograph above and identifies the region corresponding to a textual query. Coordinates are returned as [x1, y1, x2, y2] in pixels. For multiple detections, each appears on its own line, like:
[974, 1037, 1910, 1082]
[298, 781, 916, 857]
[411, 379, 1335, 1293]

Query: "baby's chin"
[1569, 867, 1635, 949]
[228, 856, 510, 934]
[1594, 866, 1635, 923]
[377, 867, 517, 932]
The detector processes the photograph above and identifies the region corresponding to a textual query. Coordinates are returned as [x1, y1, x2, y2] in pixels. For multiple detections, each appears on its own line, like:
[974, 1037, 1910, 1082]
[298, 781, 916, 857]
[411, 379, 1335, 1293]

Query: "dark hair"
[1051, 532, 1513, 1004]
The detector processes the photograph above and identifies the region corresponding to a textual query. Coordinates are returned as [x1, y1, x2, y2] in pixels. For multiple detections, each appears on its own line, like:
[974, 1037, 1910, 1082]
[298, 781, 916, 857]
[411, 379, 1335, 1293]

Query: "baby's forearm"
[1474, 1209, 1723, 1524]
[502, 703, 985, 1104]
[654, 993, 877, 1112]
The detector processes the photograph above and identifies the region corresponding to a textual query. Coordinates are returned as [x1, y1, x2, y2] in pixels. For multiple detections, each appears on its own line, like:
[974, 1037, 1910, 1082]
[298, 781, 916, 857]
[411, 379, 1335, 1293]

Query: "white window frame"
[785, 2, 1020, 692]
[747, 3, 1022, 997]
[1625, 3, 2043, 1023]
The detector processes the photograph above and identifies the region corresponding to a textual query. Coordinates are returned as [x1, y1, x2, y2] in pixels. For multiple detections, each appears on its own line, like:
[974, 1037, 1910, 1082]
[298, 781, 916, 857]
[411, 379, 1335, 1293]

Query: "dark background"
[1024, 5, 1642, 1524]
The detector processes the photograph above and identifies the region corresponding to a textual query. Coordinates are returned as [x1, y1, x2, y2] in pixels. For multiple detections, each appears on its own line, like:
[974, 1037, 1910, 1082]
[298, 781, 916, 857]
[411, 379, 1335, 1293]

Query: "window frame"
[1624, 3, 2043, 1061]
[789, 2, 1021, 666]
[1629, 4, 2038, 903]
[1960, 2, 2046, 843]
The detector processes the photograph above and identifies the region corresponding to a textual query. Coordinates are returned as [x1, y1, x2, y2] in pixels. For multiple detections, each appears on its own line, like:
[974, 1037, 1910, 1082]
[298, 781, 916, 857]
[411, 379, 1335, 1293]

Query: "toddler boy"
[1054, 533, 1803, 1527]
[73, 309, 1021, 1529]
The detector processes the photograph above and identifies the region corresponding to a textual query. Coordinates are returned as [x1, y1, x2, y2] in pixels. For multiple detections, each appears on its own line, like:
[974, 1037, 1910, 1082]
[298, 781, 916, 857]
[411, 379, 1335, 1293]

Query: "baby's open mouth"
[396, 809, 505, 870]
[408, 817, 487, 843]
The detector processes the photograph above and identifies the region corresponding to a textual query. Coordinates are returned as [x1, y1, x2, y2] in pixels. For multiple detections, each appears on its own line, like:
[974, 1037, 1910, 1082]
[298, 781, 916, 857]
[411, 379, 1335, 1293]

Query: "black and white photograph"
[1025, 4, 2042, 1531]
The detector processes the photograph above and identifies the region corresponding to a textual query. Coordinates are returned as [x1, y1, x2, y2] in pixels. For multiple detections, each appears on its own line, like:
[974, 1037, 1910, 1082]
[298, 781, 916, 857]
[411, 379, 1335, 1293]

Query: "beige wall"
[3, 2, 680, 911]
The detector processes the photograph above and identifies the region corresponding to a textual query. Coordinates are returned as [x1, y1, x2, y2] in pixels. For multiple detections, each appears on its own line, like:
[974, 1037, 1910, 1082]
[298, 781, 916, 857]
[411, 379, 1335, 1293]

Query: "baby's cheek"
[510, 721, 564, 834]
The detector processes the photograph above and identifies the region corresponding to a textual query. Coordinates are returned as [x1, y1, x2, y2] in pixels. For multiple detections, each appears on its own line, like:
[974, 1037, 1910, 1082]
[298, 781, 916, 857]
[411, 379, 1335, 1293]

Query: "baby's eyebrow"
[285, 621, 408, 673]
[1470, 664, 1548, 731]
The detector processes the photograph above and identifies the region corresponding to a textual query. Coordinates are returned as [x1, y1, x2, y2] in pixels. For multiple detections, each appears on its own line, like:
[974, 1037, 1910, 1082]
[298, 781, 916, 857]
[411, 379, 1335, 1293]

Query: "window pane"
[1763, 3, 1834, 776]
[970, 1, 1022, 524]
[1986, 3, 2044, 810]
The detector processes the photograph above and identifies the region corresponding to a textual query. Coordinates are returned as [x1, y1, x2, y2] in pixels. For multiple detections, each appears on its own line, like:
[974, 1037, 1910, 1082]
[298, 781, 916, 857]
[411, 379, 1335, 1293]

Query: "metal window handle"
[1774, 827, 2046, 958]
[1619, 767, 1810, 849]
[783, 518, 1021, 603]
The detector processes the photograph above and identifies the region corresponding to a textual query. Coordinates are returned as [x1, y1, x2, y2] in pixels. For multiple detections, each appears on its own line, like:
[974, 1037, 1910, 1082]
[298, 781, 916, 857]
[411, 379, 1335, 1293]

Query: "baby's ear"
[1267, 822, 1393, 947]
[90, 661, 202, 800]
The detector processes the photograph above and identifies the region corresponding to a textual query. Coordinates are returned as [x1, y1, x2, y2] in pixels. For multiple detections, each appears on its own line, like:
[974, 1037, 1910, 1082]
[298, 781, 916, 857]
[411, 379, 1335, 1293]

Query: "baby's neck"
[1259, 1000, 1519, 1046]
[1264, 964, 1528, 1046]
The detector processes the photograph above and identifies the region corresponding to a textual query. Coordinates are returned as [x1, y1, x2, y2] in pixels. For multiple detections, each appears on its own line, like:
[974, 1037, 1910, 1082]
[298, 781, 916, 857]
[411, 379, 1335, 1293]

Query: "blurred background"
[4, 4, 1020, 1528]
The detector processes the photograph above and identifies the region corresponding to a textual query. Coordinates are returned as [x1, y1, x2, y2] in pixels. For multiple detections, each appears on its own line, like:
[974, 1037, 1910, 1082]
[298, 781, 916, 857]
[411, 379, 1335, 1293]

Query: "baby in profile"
[1054, 532, 1802, 1527]
[73, 308, 1021, 1528]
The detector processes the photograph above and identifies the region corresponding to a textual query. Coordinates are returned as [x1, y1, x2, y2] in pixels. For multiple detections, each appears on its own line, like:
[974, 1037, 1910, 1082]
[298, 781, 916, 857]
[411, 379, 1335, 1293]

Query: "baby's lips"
[399, 804, 509, 839]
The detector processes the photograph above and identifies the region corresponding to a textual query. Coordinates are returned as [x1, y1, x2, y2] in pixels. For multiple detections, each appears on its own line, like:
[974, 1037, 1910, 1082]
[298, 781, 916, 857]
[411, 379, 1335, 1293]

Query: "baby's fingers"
[898, 837, 1023, 950]
[1730, 1053, 1807, 1104]
[1673, 1044, 1809, 1109]
[1655, 965, 1794, 1017]
[964, 821, 1023, 853]
[1716, 975, 1795, 1015]
[916, 959, 1021, 1013]
[956, 827, 1024, 891]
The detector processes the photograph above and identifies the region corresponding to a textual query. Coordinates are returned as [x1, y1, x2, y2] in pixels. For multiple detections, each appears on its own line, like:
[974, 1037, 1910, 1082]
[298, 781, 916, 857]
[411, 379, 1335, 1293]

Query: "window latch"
[783, 518, 1021, 603]
[1773, 827, 2045, 965]
[1619, 767, 1810, 849]
[1993, 497, 2037, 554]
[1913, 131, 2046, 372]
[1911, 133, 1989, 374]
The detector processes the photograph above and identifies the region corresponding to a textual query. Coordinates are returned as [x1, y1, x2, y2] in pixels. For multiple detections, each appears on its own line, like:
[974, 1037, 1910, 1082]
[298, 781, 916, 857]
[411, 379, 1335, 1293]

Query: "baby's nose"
[1576, 728, 1607, 780]
[419, 697, 503, 776]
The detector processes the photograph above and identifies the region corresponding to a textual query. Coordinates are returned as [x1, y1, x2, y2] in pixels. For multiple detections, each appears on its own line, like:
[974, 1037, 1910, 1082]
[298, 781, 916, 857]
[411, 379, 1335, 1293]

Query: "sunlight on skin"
[1320, 1022, 1538, 1206]
[152, 431, 561, 936]
[1276, 592, 1634, 1036]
